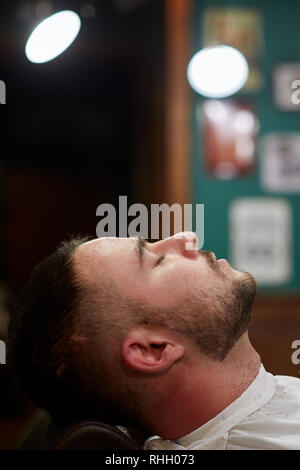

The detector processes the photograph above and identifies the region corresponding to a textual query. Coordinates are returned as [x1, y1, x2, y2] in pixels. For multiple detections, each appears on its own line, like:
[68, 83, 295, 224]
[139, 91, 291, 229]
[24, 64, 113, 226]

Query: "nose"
[152, 232, 199, 257]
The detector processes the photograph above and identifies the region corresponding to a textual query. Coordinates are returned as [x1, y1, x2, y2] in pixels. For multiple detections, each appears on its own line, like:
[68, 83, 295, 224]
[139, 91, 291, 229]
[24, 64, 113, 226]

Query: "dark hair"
[6, 236, 96, 425]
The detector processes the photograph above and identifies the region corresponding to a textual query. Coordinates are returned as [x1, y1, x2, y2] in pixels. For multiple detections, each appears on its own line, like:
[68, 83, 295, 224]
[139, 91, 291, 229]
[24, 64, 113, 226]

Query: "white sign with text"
[261, 133, 300, 193]
[230, 198, 292, 285]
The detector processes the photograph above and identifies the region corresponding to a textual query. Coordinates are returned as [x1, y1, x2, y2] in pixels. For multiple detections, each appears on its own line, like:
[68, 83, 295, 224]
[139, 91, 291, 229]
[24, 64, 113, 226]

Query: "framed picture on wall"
[201, 100, 259, 179]
[202, 7, 264, 92]
[261, 133, 300, 193]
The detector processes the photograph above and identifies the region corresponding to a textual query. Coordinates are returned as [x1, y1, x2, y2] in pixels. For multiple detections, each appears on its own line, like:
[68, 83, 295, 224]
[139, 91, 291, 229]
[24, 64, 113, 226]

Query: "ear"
[121, 326, 184, 373]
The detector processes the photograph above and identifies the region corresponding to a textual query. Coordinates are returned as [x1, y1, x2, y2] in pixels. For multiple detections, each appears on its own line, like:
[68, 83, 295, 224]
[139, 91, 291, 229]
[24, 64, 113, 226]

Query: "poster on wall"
[201, 100, 258, 179]
[273, 63, 300, 111]
[202, 8, 264, 92]
[229, 198, 293, 285]
[261, 133, 300, 193]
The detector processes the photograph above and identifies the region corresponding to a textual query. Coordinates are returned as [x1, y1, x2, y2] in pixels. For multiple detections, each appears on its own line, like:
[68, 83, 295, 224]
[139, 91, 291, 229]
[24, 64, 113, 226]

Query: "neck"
[143, 333, 261, 440]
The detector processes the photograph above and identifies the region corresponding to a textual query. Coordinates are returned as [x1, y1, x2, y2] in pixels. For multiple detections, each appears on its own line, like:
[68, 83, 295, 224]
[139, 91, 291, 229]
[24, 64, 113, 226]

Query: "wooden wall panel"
[164, 0, 192, 207]
[249, 296, 300, 377]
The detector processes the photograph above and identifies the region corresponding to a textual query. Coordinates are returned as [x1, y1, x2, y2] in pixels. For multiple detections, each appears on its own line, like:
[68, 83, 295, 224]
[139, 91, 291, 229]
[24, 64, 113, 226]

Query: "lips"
[199, 250, 229, 271]
[217, 258, 229, 268]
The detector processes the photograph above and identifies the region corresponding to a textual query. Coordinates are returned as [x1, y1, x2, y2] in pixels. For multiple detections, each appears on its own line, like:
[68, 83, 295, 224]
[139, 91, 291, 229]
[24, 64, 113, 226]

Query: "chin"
[236, 268, 256, 282]
[240, 270, 258, 302]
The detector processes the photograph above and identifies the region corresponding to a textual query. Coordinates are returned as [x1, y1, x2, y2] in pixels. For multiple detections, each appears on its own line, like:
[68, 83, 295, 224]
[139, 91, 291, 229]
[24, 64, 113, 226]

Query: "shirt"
[144, 365, 300, 450]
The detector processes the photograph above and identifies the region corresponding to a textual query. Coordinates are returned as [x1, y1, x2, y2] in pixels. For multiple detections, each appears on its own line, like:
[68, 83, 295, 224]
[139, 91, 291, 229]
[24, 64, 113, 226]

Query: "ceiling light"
[25, 10, 81, 64]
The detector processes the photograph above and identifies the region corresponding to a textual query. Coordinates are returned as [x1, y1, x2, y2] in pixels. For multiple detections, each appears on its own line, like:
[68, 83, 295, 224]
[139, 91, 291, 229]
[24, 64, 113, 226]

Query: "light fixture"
[25, 10, 81, 64]
[187, 45, 249, 98]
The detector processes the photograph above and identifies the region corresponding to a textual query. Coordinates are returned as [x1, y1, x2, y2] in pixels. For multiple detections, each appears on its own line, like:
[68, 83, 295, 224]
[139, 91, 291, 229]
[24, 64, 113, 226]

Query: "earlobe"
[122, 330, 184, 373]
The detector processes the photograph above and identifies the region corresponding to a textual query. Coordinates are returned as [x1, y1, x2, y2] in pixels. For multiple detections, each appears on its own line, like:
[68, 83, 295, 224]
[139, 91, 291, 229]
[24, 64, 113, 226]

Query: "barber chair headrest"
[15, 409, 142, 450]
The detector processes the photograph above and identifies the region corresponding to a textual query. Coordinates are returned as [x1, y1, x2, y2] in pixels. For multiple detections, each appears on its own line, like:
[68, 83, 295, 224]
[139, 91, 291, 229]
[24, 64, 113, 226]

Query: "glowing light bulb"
[187, 45, 249, 98]
[25, 10, 81, 64]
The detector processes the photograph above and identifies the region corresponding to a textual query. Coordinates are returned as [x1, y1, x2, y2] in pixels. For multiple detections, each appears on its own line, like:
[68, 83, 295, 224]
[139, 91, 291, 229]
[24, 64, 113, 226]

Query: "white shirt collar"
[176, 364, 276, 447]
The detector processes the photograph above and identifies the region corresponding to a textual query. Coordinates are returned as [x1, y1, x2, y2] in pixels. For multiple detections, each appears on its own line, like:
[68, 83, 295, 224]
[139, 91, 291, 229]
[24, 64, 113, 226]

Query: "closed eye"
[137, 237, 165, 268]
[155, 255, 165, 266]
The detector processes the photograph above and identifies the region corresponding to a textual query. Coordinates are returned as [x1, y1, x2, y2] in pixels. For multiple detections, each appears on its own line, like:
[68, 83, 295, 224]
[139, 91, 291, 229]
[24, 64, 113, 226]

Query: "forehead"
[77, 237, 134, 256]
[73, 237, 137, 285]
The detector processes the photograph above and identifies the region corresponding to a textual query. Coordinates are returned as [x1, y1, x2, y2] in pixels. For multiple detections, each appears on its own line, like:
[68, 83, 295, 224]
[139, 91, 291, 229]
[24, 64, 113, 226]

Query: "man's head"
[73, 232, 257, 363]
[7, 232, 257, 427]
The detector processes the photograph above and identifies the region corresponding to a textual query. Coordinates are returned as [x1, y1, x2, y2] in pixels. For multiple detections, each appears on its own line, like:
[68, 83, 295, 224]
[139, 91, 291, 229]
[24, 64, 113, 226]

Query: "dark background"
[0, 0, 165, 293]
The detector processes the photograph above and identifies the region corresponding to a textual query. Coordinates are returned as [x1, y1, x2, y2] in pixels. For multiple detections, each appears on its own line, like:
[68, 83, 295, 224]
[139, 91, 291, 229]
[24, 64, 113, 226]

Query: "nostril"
[174, 232, 198, 252]
[184, 232, 198, 252]
[185, 241, 196, 251]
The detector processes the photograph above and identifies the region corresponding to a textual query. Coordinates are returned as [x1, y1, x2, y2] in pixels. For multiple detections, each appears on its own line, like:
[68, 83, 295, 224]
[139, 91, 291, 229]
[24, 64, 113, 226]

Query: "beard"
[229, 270, 257, 343]
[233, 270, 257, 314]
[200, 250, 258, 326]
[189, 270, 257, 361]
[186, 269, 257, 361]
[154, 263, 258, 362]
[199, 252, 258, 353]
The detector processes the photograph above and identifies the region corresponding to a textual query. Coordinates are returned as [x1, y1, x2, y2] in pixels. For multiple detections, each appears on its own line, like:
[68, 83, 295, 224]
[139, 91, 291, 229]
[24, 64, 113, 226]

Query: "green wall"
[192, 0, 300, 293]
